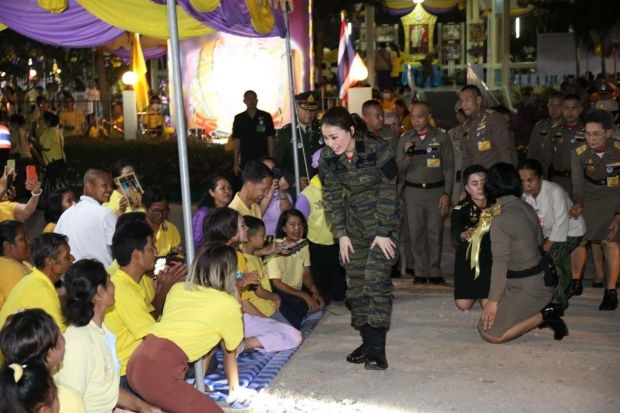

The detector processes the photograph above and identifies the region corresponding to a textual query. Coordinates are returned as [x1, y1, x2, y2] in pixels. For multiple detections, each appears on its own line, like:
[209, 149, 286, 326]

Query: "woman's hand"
[370, 236, 396, 260]
[481, 300, 498, 331]
[242, 270, 259, 286]
[460, 228, 474, 240]
[138, 401, 164, 413]
[279, 177, 290, 194]
[339, 236, 354, 264]
[311, 288, 325, 308]
[271, 294, 281, 311]
[226, 387, 257, 406]
[608, 215, 620, 241]
[118, 196, 129, 213]
[303, 292, 320, 312]
[568, 203, 583, 219]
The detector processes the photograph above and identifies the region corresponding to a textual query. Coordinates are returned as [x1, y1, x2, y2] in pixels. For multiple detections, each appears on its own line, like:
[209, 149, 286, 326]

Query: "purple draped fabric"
[0, 0, 124, 48]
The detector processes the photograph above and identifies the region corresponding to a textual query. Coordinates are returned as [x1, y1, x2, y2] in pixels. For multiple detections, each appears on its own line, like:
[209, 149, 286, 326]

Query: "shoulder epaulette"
[453, 204, 463, 210]
[615, 141, 620, 150]
[438, 127, 446, 133]
[491, 204, 501, 216]
[576, 144, 587, 155]
[535, 119, 542, 125]
[486, 108, 494, 113]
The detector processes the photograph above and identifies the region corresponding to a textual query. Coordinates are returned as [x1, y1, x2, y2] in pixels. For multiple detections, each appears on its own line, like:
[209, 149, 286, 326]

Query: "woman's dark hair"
[42, 111, 59, 127]
[9, 114, 26, 127]
[203, 207, 240, 243]
[31, 233, 68, 269]
[110, 160, 134, 189]
[463, 165, 488, 186]
[276, 209, 308, 239]
[44, 187, 72, 224]
[62, 259, 109, 327]
[198, 174, 231, 209]
[0, 220, 25, 256]
[112, 221, 154, 266]
[0, 309, 60, 366]
[115, 211, 147, 230]
[244, 215, 265, 237]
[484, 162, 522, 203]
[394, 99, 409, 116]
[321, 106, 369, 140]
[516, 159, 544, 178]
[142, 186, 169, 209]
[390, 42, 400, 58]
[0, 362, 57, 413]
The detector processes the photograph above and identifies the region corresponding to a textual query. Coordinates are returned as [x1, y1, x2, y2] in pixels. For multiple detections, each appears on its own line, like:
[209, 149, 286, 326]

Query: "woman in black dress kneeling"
[451, 165, 491, 310]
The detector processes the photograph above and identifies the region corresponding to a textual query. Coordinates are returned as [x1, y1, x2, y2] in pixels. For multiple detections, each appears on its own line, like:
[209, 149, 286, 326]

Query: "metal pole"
[165, 0, 203, 392]
[284, 2, 301, 197]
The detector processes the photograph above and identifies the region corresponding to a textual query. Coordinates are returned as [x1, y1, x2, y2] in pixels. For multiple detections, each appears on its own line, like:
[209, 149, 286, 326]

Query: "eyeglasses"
[149, 208, 170, 216]
[585, 130, 608, 138]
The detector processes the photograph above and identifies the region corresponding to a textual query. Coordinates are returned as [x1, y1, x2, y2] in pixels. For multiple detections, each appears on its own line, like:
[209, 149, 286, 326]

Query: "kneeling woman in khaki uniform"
[479, 163, 568, 343]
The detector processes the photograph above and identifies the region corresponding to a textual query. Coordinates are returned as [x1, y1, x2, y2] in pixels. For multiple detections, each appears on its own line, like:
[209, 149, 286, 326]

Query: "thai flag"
[0, 125, 11, 150]
[338, 17, 357, 100]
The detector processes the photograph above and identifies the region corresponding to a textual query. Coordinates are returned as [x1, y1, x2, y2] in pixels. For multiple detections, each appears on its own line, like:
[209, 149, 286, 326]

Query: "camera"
[272, 167, 283, 180]
[406, 142, 416, 157]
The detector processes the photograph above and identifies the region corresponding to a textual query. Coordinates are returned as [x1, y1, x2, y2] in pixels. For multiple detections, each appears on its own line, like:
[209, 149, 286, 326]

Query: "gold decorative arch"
[401, 4, 437, 61]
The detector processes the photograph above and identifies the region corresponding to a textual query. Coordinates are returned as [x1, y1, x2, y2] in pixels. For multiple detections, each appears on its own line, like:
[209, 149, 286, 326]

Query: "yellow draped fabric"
[38, 0, 68, 13]
[385, 1, 461, 11]
[0, 24, 5, 32]
[190, 0, 219, 13]
[246, 0, 276, 35]
[466, 210, 493, 280]
[75, 0, 214, 40]
[130, 34, 150, 112]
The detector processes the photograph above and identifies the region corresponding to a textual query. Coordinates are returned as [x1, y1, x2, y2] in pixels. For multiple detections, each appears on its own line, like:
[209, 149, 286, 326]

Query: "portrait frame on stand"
[401, 4, 438, 61]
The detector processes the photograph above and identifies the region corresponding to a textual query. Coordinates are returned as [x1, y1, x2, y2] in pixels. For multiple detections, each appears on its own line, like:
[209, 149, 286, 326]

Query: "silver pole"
[165, 0, 203, 392]
[283, 2, 301, 197]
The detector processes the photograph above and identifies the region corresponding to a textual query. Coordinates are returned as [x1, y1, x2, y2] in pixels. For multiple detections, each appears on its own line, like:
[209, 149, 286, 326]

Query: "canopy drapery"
[385, 1, 533, 18]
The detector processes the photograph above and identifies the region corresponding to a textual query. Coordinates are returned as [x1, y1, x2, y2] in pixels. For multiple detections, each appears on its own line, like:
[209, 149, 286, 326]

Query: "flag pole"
[283, 1, 301, 197]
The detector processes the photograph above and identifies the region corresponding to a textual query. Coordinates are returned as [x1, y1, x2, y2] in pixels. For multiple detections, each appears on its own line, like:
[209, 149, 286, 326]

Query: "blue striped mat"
[186, 308, 327, 409]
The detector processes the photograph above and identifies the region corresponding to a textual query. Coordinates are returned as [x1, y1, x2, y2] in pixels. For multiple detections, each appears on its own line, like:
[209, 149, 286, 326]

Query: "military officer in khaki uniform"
[569, 109, 620, 311]
[396, 102, 454, 284]
[362, 100, 399, 155]
[540, 94, 585, 196]
[527, 91, 565, 162]
[459, 85, 514, 199]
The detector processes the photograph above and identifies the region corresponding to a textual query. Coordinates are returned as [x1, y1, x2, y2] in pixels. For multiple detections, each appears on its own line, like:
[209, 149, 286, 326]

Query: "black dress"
[451, 196, 492, 300]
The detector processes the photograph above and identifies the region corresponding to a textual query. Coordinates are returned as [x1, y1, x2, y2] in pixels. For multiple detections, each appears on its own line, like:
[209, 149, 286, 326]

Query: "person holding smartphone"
[0, 166, 42, 223]
[259, 156, 293, 236]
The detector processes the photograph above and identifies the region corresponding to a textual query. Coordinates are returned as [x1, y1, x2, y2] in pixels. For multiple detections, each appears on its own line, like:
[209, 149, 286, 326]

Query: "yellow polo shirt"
[104, 269, 156, 376]
[150, 284, 243, 360]
[43, 222, 56, 233]
[39, 127, 65, 165]
[228, 193, 261, 219]
[243, 253, 276, 317]
[106, 260, 155, 308]
[155, 221, 181, 256]
[102, 190, 144, 214]
[57, 382, 86, 413]
[58, 109, 85, 135]
[266, 239, 310, 290]
[0, 202, 18, 222]
[0, 268, 66, 333]
[0, 258, 32, 310]
[55, 322, 120, 413]
[236, 250, 252, 301]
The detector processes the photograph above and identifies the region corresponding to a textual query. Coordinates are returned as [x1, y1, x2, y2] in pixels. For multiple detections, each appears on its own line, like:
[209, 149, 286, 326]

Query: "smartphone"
[26, 165, 37, 181]
[272, 167, 283, 180]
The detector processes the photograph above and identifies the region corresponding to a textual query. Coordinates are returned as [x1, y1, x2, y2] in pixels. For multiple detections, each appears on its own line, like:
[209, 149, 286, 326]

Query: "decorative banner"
[401, 4, 438, 61]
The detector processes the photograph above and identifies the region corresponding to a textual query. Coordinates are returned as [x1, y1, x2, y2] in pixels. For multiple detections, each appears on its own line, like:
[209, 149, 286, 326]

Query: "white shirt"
[523, 180, 586, 242]
[55, 196, 117, 267]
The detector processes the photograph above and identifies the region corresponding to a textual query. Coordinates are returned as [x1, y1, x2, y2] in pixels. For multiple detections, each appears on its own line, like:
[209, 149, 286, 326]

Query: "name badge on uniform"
[571, 137, 576, 143]
[607, 166, 614, 174]
[256, 125, 266, 132]
[478, 140, 491, 151]
[607, 176, 619, 187]
[427, 158, 441, 168]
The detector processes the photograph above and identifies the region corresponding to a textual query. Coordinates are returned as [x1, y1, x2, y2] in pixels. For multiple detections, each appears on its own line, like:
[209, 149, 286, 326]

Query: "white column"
[122, 90, 137, 140]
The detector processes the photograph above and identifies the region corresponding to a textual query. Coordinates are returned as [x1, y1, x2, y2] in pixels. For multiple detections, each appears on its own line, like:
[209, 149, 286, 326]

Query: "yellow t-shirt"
[0, 258, 32, 310]
[150, 284, 243, 361]
[266, 239, 310, 290]
[58, 109, 85, 135]
[43, 222, 57, 233]
[40, 127, 65, 165]
[243, 253, 276, 317]
[106, 260, 155, 308]
[0, 202, 18, 222]
[57, 382, 87, 413]
[0, 268, 66, 333]
[237, 251, 252, 301]
[155, 221, 181, 257]
[228, 193, 261, 219]
[102, 190, 144, 214]
[104, 269, 156, 376]
[55, 322, 120, 413]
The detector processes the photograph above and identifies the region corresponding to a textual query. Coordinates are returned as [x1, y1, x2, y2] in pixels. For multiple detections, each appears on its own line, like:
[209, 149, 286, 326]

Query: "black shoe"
[592, 282, 604, 288]
[390, 270, 402, 279]
[405, 268, 415, 276]
[413, 276, 428, 284]
[346, 325, 371, 364]
[364, 327, 388, 370]
[565, 279, 583, 299]
[539, 304, 569, 340]
[429, 276, 446, 285]
[599, 289, 618, 311]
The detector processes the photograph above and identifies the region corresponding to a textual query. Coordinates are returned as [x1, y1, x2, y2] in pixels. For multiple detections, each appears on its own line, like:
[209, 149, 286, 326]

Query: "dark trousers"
[272, 284, 332, 330]
[309, 241, 347, 301]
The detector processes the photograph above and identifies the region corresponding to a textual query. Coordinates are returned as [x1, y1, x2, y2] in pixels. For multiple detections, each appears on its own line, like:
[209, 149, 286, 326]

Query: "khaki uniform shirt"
[488, 195, 544, 302]
[540, 120, 585, 174]
[461, 108, 514, 176]
[526, 118, 562, 162]
[395, 127, 455, 194]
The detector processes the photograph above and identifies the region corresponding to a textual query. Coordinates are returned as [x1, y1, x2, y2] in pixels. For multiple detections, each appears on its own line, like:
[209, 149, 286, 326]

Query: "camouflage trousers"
[343, 234, 399, 329]
[549, 236, 582, 307]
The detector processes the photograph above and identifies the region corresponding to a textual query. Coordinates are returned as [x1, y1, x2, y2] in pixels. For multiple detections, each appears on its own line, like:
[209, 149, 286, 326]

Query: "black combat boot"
[346, 324, 371, 364]
[599, 289, 618, 311]
[565, 279, 583, 299]
[539, 303, 569, 341]
[364, 326, 388, 370]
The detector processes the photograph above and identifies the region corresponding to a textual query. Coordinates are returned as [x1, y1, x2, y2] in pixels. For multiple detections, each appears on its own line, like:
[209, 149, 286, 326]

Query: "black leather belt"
[583, 173, 607, 186]
[554, 170, 571, 178]
[507, 263, 542, 279]
[405, 180, 445, 189]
